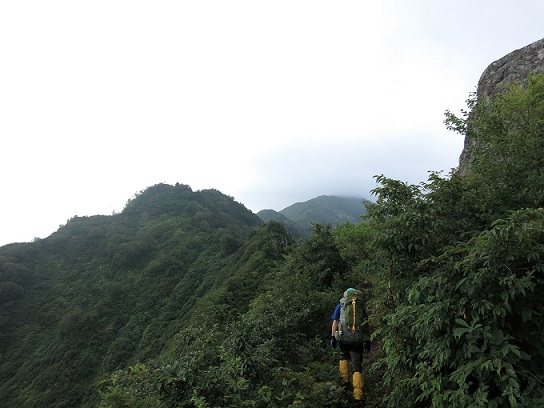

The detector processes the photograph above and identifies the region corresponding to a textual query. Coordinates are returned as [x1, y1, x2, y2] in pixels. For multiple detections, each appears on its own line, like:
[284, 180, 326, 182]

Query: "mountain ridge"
[257, 194, 367, 237]
[0, 183, 267, 406]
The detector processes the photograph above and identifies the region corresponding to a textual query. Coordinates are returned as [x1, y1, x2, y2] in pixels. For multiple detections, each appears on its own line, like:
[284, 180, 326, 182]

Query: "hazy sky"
[1, 1, 543, 246]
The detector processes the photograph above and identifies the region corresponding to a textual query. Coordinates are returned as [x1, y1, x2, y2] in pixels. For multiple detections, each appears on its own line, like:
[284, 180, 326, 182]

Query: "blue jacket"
[331, 304, 341, 320]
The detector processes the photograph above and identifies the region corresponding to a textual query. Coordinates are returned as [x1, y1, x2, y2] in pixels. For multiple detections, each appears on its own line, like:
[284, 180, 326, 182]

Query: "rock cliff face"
[457, 38, 544, 175]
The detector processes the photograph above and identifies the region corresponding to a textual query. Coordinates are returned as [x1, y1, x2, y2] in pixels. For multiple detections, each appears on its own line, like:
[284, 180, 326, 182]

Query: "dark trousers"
[339, 342, 364, 372]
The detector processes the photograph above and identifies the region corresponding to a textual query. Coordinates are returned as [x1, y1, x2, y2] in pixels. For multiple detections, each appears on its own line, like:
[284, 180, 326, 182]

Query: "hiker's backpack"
[334, 288, 369, 345]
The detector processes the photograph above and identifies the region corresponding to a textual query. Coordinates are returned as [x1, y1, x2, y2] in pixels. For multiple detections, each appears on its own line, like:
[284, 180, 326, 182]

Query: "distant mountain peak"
[257, 195, 366, 238]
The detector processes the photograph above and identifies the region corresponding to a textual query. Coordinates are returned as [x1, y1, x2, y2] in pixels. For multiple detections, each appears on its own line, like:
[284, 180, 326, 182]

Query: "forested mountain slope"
[279, 195, 365, 227]
[0, 183, 269, 407]
[257, 195, 367, 237]
[255, 208, 306, 238]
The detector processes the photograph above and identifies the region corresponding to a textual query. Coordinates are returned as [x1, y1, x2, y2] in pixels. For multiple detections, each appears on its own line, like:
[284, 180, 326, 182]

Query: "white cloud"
[0, 1, 543, 245]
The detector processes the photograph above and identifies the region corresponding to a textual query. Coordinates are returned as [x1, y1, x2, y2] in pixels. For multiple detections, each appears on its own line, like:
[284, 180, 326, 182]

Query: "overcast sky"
[1, 1, 543, 246]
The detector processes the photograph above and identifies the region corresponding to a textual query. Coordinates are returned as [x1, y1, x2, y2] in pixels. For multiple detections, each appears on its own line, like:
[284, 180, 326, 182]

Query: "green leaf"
[453, 327, 470, 338]
[455, 318, 470, 327]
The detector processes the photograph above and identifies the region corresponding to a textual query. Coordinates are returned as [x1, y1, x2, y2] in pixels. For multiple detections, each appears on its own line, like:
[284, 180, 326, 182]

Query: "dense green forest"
[1, 73, 544, 407]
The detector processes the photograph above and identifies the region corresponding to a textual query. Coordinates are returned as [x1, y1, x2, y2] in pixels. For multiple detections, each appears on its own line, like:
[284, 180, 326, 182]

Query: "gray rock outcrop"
[457, 38, 544, 175]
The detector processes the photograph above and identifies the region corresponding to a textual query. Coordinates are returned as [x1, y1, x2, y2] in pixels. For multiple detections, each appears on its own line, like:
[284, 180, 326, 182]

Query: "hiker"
[330, 287, 371, 401]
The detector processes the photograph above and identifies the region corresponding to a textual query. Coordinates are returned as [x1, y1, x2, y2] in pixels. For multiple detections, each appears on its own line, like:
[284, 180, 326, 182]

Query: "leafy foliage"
[97, 223, 358, 408]
[367, 73, 544, 407]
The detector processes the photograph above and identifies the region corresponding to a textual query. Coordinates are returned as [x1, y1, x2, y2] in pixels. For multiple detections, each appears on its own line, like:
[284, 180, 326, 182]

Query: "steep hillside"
[255, 209, 306, 238]
[0, 183, 276, 407]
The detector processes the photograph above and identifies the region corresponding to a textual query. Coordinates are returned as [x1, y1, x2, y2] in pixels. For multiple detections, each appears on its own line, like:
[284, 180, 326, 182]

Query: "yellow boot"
[339, 359, 350, 385]
[352, 371, 364, 401]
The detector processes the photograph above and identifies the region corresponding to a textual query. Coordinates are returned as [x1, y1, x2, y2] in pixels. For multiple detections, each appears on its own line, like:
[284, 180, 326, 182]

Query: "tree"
[369, 73, 544, 407]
